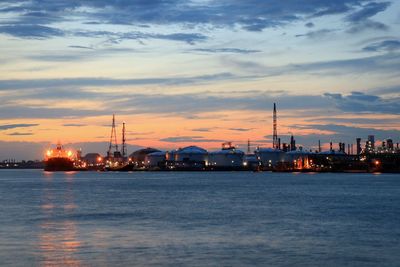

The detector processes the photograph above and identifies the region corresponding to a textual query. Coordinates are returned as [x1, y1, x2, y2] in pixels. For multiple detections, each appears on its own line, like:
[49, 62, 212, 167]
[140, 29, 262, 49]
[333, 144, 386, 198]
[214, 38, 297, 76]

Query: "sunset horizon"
[1, 1, 400, 160]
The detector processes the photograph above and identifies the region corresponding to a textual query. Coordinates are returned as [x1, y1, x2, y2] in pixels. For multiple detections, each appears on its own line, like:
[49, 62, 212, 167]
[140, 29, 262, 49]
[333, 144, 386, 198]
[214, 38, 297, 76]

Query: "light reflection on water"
[0, 170, 400, 267]
[38, 173, 82, 267]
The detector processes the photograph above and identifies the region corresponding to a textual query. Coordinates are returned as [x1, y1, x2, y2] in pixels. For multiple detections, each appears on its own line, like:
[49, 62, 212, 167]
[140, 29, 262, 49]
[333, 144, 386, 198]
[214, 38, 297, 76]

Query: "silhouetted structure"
[356, 138, 362, 155]
[107, 114, 121, 159]
[272, 103, 278, 149]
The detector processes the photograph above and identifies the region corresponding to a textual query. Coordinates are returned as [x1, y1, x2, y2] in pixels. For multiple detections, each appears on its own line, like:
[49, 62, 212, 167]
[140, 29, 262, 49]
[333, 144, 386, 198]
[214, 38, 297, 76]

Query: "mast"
[107, 114, 119, 157]
[122, 122, 126, 159]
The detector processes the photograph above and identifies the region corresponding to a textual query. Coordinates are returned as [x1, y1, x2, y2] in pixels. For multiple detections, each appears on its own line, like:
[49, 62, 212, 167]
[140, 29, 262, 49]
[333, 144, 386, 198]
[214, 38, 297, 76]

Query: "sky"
[0, 0, 399, 160]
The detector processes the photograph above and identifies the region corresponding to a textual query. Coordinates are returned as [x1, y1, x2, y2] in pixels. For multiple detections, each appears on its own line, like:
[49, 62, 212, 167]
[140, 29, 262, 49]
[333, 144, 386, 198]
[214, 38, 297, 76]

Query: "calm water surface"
[0, 170, 399, 266]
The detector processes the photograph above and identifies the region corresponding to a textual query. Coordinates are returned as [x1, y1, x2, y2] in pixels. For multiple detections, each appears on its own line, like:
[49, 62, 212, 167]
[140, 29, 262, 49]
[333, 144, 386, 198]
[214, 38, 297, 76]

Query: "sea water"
[0, 170, 399, 266]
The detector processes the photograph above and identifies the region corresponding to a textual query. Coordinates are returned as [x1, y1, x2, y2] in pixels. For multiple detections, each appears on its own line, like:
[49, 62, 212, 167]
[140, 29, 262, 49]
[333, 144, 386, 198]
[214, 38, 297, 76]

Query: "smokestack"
[356, 138, 362, 155]
[290, 135, 296, 151]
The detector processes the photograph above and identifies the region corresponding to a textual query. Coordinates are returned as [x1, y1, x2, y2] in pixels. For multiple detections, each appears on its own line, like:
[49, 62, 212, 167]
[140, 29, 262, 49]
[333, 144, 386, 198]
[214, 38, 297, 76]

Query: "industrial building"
[168, 146, 208, 170]
[255, 148, 285, 170]
[208, 142, 244, 170]
[93, 108, 400, 173]
[130, 147, 161, 167]
[144, 151, 166, 169]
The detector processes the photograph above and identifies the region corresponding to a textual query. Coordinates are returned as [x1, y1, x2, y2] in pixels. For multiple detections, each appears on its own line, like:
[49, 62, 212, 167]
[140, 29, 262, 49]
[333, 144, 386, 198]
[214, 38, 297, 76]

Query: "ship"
[44, 143, 76, 171]
[103, 114, 132, 171]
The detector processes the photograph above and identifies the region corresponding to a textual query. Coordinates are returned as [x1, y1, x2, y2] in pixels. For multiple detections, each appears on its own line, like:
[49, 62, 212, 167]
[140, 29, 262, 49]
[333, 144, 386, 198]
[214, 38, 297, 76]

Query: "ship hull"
[44, 158, 75, 172]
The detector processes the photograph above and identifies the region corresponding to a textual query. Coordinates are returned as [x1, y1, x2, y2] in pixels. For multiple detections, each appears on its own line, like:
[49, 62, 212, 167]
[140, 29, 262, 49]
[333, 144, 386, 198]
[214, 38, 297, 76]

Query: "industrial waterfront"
[2, 103, 400, 172]
[14, 103, 396, 173]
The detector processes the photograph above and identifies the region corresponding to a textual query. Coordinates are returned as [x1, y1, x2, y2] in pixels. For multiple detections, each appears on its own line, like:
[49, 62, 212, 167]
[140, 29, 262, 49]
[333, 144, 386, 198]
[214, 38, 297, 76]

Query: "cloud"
[0, 123, 39, 130]
[225, 52, 400, 77]
[294, 124, 400, 142]
[345, 1, 391, 33]
[363, 39, 400, 52]
[63, 123, 87, 127]
[0, 24, 64, 39]
[74, 30, 208, 45]
[324, 91, 400, 114]
[347, 20, 388, 33]
[306, 117, 399, 125]
[0, 141, 50, 161]
[0, 105, 108, 119]
[192, 48, 261, 54]
[346, 2, 391, 23]
[228, 128, 253, 132]
[116, 92, 331, 116]
[192, 128, 214, 132]
[0, 73, 236, 91]
[295, 29, 336, 39]
[159, 136, 224, 143]
[0, 0, 384, 35]
[369, 85, 400, 95]
[7, 132, 33, 136]
[305, 22, 315, 28]
[68, 45, 94, 50]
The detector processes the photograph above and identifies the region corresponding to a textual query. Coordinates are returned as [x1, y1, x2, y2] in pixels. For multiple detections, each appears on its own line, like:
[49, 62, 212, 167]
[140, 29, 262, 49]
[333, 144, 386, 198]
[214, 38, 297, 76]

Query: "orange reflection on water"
[38, 175, 83, 267]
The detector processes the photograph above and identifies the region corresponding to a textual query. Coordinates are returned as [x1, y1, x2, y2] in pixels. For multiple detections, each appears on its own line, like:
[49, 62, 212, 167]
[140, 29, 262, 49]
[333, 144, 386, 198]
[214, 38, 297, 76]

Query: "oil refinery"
[38, 104, 400, 173]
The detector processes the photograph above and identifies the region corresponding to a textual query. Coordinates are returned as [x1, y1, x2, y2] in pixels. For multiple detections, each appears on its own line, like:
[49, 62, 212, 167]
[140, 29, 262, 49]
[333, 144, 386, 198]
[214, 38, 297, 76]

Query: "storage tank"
[129, 147, 160, 166]
[208, 142, 244, 169]
[145, 151, 166, 168]
[174, 146, 208, 169]
[255, 148, 285, 169]
[243, 154, 259, 170]
[175, 146, 208, 162]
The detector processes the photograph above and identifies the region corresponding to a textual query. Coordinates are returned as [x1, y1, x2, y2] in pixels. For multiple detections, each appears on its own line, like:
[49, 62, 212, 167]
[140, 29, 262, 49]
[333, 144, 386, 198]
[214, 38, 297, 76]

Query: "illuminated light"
[97, 157, 102, 162]
[243, 162, 248, 166]
[375, 160, 380, 166]
[46, 150, 52, 157]
[67, 151, 73, 157]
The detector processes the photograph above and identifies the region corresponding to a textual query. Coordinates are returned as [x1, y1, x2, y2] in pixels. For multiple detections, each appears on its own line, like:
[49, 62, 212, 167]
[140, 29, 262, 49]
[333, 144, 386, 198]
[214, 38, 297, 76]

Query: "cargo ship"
[44, 143, 76, 171]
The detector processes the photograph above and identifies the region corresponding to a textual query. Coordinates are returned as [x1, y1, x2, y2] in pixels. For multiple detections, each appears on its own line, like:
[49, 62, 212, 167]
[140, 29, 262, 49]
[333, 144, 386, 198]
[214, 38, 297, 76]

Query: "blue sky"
[0, 0, 399, 160]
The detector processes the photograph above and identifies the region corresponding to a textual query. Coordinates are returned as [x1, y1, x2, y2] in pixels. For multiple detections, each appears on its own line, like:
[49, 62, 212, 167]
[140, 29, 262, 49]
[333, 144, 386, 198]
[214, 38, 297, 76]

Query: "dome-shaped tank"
[174, 146, 208, 169]
[145, 151, 166, 168]
[129, 147, 160, 166]
[175, 146, 208, 162]
[208, 143, 244, 168]
[255, 148, 285, 169]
